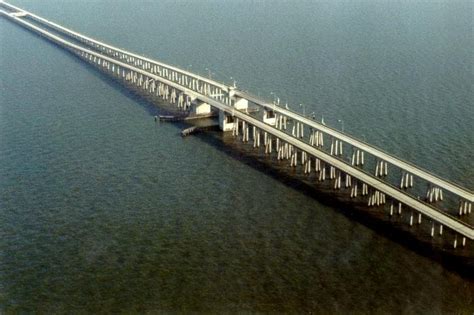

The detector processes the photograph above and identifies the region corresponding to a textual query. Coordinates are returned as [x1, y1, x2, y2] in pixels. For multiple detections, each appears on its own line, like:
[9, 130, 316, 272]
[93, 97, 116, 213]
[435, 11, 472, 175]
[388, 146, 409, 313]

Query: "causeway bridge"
[2, 1, 472, 248]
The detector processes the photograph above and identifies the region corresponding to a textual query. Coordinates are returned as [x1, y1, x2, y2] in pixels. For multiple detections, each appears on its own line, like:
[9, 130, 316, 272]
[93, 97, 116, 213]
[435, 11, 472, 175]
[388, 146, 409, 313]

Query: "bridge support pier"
[400, 172, 414, 189]
[275, 114, 288, 130]
[352, 181, 358, 197]
[330, 138, 343, 156]
[459, 200, 472, 216]
[351, 149, 364, 166]
[426, 185, 443, 203]
[219, 111, 235, 131]
[375, 160, 388, 177]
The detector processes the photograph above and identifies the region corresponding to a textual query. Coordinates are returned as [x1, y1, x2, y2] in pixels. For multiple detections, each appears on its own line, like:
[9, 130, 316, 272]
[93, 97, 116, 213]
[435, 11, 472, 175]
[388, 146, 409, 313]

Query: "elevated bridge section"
[6, 0, 470, 221]
[2, 2, 472, 248]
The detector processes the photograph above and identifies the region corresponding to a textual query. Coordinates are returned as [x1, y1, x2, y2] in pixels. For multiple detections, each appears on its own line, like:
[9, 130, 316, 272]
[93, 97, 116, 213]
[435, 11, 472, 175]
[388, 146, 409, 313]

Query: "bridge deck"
[235, 91, 474, 203]
[1, 5, 472, 240]
[0, 1, 229, 92]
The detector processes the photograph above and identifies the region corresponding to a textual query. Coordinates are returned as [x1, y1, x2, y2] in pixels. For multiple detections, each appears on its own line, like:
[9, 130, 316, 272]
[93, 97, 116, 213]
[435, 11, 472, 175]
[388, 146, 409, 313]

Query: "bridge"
[2, 1, 472, 248]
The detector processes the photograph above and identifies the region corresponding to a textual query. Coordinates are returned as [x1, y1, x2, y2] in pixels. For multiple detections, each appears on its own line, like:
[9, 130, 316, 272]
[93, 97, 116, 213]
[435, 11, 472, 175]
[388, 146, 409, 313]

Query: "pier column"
[351, 148, 364, 166]
[330, 138, 343, 156]
[425, 185, 443, 203]
[400, 172, 414, 189]
[458, 199, 472, 216]
[350, 180, 358, 198]
[375, 160, 388, 177]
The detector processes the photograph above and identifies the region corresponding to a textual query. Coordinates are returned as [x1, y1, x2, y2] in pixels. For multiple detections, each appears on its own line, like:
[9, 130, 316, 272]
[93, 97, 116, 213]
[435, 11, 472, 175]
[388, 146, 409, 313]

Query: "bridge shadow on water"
[80, 59, 474, 280]
[86, 60, 186, 118]
[27, 29, 188, 121]
[33, 33, 473, 280]
[192, 130, 474, 280]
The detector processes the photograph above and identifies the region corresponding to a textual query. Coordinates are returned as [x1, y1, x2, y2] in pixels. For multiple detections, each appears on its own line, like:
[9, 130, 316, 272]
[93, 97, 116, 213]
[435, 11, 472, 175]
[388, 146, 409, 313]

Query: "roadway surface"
[235, 91, 474, 203]
[0, 1, 229, 92]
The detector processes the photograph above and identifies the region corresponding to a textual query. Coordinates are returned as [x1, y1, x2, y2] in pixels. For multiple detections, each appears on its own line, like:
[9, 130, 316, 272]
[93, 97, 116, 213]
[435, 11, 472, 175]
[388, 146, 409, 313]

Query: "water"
[1, 0, 473, 312]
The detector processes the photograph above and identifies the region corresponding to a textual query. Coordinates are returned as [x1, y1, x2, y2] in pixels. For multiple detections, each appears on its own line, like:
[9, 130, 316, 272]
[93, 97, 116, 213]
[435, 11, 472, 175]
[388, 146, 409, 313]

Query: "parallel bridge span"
[0, 1, 230, 96]
[1, 2, 472, 246]
[6, 0, 470, 210]
[235, 90, 474, 203]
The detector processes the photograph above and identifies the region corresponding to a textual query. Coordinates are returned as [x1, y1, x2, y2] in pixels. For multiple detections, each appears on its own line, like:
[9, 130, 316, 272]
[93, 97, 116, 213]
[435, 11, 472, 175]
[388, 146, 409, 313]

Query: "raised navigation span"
[2, 1, 472, 248]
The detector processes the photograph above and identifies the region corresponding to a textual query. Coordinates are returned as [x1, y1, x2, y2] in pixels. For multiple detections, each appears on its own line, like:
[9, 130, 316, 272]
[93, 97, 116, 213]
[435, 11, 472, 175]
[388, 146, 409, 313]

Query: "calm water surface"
[1, 0, 473, 313]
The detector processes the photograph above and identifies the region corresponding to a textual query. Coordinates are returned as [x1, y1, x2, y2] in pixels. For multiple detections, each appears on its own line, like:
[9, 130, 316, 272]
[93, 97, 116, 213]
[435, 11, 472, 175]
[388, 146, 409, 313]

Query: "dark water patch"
[193, 130, 474, 279]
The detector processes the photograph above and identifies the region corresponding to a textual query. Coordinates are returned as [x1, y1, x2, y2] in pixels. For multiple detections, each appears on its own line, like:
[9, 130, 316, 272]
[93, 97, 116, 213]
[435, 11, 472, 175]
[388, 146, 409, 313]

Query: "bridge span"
[1, 2, 472, 247]
[4, 0, 470, 214]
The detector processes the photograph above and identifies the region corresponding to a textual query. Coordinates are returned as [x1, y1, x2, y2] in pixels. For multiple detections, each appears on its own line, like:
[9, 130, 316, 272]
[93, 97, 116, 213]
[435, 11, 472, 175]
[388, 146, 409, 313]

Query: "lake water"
[1, 0, 473, 313]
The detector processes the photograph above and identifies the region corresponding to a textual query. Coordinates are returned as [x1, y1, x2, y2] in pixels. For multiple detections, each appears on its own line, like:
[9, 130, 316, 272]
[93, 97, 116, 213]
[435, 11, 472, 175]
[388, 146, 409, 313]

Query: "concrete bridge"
[2, 1, 472, 248]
